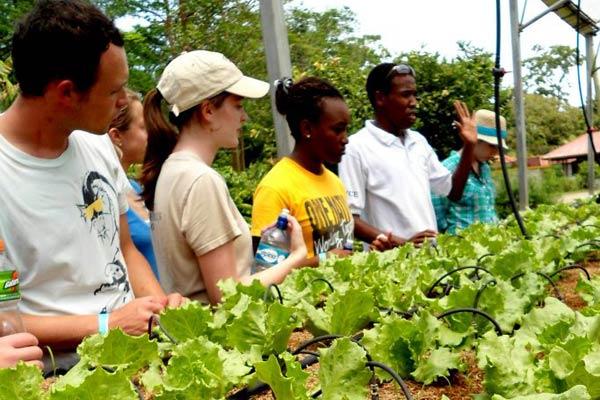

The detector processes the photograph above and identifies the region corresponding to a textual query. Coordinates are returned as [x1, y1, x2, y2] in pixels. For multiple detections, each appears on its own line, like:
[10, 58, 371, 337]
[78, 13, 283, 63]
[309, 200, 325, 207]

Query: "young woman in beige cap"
[141, 50, 307, 304]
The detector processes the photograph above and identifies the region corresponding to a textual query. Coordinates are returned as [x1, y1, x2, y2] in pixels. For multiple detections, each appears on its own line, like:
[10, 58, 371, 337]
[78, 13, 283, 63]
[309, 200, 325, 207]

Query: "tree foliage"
[0, 0, 35, 61]
[396, 42, 498, 158]
[503, 92, 585, 155]
[523, 45, 577, 104]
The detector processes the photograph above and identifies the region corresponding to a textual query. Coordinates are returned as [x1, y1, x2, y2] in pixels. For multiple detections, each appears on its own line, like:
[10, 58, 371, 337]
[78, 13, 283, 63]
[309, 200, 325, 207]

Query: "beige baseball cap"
[157, 50, 270, 116]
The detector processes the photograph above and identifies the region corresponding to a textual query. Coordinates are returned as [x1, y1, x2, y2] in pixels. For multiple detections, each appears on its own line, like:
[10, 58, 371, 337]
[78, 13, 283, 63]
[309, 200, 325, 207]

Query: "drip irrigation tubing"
[311, 278, 335, 292]
[426, 266, 494, 297]
[229, 333, 365, 399]
[510, 271, 563, 301]
[477, 253, 494, 265]
[366, 361, 414, 400]
[550, 263, 591, 280]
[263, 283, 284, 304]
[437, 307, 503, 336]
[147, 314, 178, 344]
[473, 279, 498, 309]
[575, 0, 600, 171]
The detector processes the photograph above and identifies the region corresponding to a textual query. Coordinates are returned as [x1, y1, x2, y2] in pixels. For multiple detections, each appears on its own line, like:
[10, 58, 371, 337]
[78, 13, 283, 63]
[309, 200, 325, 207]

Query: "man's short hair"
[12, 0, 124, 97]
[366, 63, 415, 108]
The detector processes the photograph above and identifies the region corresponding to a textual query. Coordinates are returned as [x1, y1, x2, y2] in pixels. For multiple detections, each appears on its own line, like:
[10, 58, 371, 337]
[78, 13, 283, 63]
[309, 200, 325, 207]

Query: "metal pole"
[509, 0, 529, 210]
[586, 34, 595, 193]
[259, 0, 294, 158]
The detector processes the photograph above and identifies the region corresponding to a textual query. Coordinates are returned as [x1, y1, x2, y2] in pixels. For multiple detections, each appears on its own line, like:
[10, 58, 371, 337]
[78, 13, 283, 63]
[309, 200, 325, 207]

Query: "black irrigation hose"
[291, 334, 344, 355]
[366, 361, 414, 400]
[263, 283, 283, 304]
[575, 0, 600, 168]
[231, 334, 363, 399]
[379, 306, 419, 319]
[311, 278, 335, 293]
[542, 233, 561, 240]
[426, 266, 494, 297]
[550, 264, 591, 280]
[147, 314, 179, 344]
[472, 279, 497, 309]
[437, 307, 503, 336]
[510, 272, 563, 301]
[580, 224, 600, 230]
[296, 350, 320, 357]
[573, 240, 600, 252]
[293, 352, 414, 400]
[476, 253, 494, 265]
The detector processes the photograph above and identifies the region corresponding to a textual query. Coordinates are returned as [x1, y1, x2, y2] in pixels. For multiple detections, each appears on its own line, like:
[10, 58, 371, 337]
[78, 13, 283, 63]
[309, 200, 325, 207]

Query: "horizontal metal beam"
[540, 0, 599, 35]
[521, 0, 570, 31]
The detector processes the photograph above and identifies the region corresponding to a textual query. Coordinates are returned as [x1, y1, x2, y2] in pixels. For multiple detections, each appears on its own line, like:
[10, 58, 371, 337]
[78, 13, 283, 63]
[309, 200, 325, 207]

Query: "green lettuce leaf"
[162, 336, 249, 397]
[49, 368, 137, 399]
[411, 347, 461, 384]
[319, 338, 371, 400]
[158, 301, 213, 342]
[301, 286, 374, 336]
[227, 300, 298, 354]
[76, 329, 159, 374]
[0, 362, 44, 400]
[254, 353, 309, 399]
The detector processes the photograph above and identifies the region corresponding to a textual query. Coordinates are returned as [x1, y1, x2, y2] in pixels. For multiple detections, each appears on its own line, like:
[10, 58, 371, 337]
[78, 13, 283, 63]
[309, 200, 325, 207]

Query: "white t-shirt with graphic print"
[0, 130, 134, 316]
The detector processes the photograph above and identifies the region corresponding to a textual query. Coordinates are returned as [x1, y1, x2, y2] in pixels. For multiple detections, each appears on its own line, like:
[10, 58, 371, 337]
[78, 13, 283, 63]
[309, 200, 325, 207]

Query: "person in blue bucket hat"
[432, 109, 508, 234]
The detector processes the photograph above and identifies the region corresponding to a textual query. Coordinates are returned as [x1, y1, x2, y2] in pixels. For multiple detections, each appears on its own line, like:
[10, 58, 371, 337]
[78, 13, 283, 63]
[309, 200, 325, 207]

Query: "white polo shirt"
[339, 120, 452, 241]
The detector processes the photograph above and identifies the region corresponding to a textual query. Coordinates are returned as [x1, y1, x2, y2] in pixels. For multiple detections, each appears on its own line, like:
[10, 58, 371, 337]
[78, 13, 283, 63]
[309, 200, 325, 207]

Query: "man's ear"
[52, 80, 80, 108]
[374, 90, 387, 109]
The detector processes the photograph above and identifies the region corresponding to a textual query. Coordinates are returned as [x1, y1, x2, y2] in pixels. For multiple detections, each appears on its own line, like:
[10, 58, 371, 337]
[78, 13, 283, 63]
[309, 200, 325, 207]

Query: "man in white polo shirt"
[339, 63, 478, 249]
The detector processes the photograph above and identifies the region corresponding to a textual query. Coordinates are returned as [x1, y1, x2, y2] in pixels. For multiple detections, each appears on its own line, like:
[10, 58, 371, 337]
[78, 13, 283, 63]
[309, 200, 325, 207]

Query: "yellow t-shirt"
[251, 157, 353, 257]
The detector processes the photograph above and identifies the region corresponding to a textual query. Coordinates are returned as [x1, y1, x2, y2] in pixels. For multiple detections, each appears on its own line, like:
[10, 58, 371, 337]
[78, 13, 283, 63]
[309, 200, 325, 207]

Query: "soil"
[553, 259, 600, 310]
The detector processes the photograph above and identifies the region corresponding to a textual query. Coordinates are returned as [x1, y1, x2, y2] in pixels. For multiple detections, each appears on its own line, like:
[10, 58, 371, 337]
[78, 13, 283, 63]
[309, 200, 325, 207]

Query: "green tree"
[523, 45, 576, 104]
[0, 0, 35, 61]
[396, 42, 498, 158]
[94, 0, 386, 168]
[503, 92, 584, 155]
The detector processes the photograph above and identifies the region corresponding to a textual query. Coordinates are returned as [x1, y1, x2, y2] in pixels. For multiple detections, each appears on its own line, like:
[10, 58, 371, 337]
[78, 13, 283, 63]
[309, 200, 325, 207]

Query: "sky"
[287, 0, 600, 106]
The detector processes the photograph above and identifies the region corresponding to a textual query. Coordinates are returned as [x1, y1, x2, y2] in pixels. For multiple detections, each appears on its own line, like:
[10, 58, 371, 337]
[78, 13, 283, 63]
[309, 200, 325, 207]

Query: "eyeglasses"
[385, 64, 415, 80]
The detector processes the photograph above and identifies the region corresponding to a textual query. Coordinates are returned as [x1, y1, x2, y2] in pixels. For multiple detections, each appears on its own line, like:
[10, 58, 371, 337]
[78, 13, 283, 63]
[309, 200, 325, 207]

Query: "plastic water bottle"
[253, 209, 291, 273]
[0, 239, 24, 336]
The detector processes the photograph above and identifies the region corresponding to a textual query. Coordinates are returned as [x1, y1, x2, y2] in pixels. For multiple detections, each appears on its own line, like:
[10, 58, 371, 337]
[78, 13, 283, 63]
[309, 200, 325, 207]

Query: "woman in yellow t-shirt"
[251, 77, 354, 265]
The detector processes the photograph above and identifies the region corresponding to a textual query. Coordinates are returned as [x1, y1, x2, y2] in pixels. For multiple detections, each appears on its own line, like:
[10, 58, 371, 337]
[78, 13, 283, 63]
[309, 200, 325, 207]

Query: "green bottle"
[0, 239, 24, 336]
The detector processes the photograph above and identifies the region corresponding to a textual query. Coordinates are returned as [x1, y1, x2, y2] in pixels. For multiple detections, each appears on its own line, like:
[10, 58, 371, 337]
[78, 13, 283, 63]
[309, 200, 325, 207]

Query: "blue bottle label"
[255, 243, 290, 267]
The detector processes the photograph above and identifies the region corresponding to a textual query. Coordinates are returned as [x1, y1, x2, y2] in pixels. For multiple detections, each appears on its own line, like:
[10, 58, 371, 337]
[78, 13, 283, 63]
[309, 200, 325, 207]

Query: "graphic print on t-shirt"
[305, 195, 353, 254]
[77, 171, 119, 245]
[77, 171, 131, 304]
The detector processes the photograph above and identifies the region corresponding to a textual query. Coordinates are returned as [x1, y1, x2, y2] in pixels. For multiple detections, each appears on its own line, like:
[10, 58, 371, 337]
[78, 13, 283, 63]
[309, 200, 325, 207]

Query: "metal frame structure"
[259, 0, 294, 157]
[510, 0, 598, 208]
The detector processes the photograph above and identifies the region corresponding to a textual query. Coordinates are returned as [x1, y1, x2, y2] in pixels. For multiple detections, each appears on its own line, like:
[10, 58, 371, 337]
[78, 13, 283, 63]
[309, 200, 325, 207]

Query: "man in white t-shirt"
[0, 0, 183, 368]
[339, 63, 478, 249]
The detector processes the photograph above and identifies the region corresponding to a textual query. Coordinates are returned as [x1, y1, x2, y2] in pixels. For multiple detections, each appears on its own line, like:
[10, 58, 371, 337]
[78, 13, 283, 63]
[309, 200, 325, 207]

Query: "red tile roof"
[542, 131, 600, 160]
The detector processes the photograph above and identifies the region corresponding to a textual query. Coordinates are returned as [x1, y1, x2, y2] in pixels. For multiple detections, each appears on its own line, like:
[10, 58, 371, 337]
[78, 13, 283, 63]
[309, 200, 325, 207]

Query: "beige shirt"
[151, 151, 252, 301]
